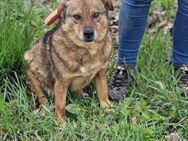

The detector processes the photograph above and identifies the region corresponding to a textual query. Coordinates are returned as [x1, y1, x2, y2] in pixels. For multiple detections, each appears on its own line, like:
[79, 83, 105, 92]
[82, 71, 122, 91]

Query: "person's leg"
[118, 0, 152, 65]
[171, 0, 188, 64]
[171, 0, 188, 97]
[110, 0, 152, 102]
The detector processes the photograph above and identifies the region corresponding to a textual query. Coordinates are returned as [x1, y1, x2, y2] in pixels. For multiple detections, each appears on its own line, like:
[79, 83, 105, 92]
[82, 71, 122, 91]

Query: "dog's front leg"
[95, 69, 111, 108]
[54, 79, 68, 125]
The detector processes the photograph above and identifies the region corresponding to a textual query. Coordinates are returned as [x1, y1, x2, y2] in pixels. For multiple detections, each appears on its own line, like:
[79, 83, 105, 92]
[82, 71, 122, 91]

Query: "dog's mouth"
[78, 27, 98, 42]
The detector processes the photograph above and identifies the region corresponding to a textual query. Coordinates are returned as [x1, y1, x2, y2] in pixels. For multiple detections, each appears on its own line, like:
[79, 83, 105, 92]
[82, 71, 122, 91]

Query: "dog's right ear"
[101, 0, 114, 11]
[44, 0, 69, 26]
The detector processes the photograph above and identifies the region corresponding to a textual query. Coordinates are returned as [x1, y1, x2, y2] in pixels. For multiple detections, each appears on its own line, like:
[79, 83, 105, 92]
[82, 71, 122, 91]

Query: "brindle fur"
[24, 0, 113, 124]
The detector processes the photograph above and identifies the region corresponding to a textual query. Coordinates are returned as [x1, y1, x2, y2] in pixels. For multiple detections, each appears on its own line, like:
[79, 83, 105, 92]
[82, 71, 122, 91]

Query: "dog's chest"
[70, 56, 106, 91]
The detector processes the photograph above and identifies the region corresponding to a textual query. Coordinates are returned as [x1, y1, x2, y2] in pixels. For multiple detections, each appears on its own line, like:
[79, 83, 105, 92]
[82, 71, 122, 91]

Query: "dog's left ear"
[101, 0, 114, 11]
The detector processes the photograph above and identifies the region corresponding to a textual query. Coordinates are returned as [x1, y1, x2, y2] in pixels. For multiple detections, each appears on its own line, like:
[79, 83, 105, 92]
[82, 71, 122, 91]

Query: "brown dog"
[24, 0, 113, 124]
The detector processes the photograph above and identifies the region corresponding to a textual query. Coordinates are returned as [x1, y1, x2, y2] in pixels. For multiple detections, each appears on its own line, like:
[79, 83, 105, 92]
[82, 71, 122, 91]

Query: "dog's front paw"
[101, 99, 112, 107]
[56, 116, 67, 126]
[101, 100, 115, 113]
[104, 108, 115, 114]
[33, 104, 48, 116]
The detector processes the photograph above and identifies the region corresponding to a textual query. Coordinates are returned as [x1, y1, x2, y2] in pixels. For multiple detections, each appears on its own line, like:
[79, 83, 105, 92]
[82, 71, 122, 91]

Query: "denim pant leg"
[171, 0, 188, 65]
[118, 0, 152, 65]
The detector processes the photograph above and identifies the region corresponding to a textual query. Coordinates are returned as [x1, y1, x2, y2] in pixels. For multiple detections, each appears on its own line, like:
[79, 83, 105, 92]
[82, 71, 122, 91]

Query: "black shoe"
[109, 65, 135, 102]
[173, 64, 188, 98]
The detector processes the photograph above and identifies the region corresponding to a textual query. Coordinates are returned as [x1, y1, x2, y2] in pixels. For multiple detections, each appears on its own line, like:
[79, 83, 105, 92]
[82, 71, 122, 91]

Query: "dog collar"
[44, 9, 60, 26]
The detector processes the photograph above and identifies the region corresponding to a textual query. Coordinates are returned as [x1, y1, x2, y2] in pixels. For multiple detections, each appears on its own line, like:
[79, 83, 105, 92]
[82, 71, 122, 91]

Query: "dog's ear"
[57, 0, 69, 16]
[44, 0, 69, 26]
[101, 0, 114, 11]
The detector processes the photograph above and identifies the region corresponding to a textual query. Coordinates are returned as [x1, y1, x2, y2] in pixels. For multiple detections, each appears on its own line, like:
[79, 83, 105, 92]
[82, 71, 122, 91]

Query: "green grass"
[0, 0, 187, 140]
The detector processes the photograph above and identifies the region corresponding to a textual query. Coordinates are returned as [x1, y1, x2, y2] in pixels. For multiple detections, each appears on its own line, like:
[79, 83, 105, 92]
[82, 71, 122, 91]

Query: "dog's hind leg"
[26, 71, 47, 106]
[75, 90, 89, 97]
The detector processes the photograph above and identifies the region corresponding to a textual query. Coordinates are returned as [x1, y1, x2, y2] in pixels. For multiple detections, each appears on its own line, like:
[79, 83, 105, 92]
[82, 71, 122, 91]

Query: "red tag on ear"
[44, 9, 60, 26]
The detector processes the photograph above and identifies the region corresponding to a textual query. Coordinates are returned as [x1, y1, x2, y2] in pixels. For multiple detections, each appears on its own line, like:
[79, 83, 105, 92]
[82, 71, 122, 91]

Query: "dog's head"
[45, 0, 113, 43]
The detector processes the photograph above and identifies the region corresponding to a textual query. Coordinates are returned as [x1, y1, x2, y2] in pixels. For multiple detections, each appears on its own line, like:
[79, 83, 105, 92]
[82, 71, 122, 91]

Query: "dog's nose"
[83, 27, 94, 42]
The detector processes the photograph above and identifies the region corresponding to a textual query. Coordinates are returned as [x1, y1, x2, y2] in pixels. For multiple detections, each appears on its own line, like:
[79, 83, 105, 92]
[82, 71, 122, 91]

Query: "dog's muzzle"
[83, 27, 94, 42]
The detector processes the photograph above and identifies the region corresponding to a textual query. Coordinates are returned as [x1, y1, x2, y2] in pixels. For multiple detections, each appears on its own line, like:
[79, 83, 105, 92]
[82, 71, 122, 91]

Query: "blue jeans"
[118, 0, 188, 65]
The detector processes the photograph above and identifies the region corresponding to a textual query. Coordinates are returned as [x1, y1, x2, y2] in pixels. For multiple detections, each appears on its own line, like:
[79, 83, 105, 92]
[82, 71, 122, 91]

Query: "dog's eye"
[92, 12, 100, 19]
[73, 14, 81, 20]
